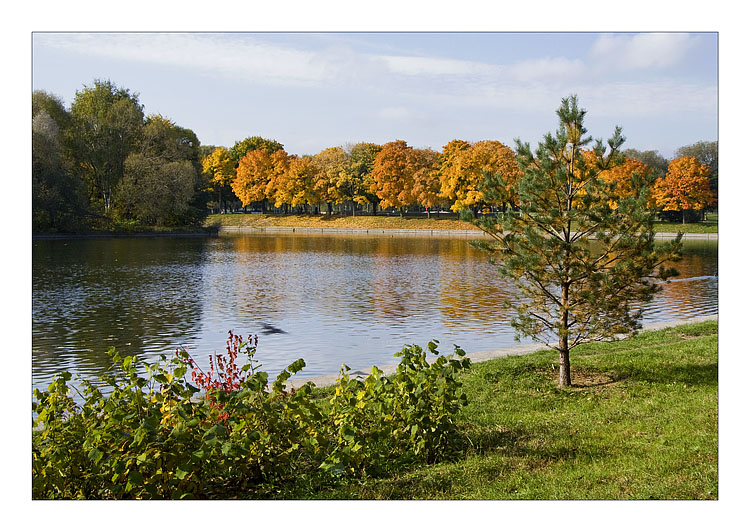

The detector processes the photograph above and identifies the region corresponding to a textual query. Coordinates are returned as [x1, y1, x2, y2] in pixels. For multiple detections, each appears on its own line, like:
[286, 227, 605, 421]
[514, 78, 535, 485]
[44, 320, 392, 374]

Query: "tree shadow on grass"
[616, 362, 717, 387]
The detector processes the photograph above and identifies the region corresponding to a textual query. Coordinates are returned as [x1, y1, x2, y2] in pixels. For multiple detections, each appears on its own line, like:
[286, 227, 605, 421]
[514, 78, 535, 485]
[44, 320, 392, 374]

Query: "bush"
[32, 333, 470, 499]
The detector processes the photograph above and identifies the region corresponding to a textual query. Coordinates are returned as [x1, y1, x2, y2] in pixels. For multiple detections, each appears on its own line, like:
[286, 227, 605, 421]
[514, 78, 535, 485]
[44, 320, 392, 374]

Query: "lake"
[32, 232, 718, 391]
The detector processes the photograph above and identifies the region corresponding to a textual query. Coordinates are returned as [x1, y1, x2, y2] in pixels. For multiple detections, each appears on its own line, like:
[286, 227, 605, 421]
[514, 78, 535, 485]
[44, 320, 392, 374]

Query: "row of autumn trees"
[32, 79, 718, 233]
[206, 136, 717, 223]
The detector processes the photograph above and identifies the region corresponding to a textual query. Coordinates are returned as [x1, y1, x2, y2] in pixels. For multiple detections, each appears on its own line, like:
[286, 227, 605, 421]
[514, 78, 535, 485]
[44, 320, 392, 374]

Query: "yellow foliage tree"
[439, 139, 521, 212]
[201, 147, 235, 212]
[312, 147, 349, 214]
[232, 149, 281, 211]
[273, 154, 317, 210]
[652, 156, 715, 223]
[265, 150, 291, 211]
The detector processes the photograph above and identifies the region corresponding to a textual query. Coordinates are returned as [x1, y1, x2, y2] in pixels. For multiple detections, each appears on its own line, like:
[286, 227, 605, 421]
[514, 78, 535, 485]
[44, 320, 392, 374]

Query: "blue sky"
[32, 31, 717, 158]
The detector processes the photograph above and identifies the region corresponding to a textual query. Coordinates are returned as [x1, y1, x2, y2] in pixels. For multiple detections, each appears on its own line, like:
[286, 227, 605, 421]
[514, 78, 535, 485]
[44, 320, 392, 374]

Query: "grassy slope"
[307, 321, 718, 500]
[205, 212, 718, 234]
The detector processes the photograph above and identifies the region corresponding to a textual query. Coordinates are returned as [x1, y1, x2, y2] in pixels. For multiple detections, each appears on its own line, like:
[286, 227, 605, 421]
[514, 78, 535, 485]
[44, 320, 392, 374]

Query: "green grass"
[297, 321, 718, 499]
[653, 212, 718, 233]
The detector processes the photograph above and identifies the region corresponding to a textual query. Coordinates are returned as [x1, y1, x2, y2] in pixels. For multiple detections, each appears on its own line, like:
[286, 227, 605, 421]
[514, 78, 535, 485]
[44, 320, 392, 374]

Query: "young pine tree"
[472, 95, 682, 387]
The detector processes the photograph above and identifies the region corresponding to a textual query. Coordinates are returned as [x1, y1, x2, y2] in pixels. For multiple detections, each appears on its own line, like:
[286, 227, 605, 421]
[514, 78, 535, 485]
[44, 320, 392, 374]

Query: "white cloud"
[589, 33, 696, 71]
[378, 54, 501, 77]
[33, 33, 338, 87]
[506, 57, 586, 82]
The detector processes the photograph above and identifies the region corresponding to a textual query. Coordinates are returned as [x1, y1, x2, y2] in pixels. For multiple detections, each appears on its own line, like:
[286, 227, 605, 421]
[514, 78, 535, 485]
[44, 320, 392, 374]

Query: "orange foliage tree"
[411, 148, 442, 217]
[370, 140, 419, 214]
[652, 156, 715, 223]
[580, 150, 654, 209]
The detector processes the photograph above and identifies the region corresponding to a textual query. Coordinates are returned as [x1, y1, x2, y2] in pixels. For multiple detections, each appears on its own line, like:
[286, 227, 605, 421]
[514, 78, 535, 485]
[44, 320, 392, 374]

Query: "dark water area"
[32, 233, 717, 391]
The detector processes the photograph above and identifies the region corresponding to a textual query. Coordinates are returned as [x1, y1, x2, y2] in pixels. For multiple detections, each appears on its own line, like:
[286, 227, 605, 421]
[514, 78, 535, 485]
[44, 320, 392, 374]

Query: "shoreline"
[218, 225, 718, 240]
[287, 314, 719, 389]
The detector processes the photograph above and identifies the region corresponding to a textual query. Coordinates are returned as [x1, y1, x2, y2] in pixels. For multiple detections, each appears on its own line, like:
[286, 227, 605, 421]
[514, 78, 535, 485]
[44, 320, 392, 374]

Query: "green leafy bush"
[323, 341, 470, 476]
[32, 334, 470, 499]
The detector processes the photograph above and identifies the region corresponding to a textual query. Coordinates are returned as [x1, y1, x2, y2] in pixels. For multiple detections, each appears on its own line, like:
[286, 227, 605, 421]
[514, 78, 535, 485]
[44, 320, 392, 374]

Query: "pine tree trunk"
[558, 342, 572, 387]
[559, 282, 572, 387]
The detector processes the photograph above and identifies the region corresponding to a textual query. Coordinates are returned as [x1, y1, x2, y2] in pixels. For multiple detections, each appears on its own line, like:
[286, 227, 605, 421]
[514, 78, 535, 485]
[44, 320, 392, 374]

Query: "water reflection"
[32, 233, 717, 391]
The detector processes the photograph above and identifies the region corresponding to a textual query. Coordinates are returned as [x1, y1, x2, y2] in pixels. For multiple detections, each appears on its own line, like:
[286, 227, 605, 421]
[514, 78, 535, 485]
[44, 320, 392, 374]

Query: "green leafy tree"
[471, 95, 682, 387]
[116, 115, 201, 225]
[347, 142, 382, 214]
[621, 149, 669, 179]
[228, 136, 284, 168]
[67, 80, 145, 214]
[32, 103, 86, 232]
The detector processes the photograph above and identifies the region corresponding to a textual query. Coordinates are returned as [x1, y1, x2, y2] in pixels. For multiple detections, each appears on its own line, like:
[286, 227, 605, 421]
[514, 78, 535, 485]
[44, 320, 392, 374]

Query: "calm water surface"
[32, 233, 718, 390]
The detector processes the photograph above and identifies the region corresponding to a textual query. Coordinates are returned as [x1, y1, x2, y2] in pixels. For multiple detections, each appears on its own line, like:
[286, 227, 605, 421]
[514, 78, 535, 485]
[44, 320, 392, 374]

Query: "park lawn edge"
[204, 212, 718, 234]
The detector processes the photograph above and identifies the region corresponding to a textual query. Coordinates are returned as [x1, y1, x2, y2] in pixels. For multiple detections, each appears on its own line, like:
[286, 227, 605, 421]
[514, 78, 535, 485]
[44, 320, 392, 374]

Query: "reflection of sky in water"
[32, 234, 717, 390]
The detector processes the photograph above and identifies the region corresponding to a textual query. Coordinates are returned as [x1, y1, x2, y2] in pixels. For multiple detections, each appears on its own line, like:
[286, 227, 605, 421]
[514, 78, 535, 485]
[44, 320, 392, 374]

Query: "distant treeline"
[33, 79, 718, 232]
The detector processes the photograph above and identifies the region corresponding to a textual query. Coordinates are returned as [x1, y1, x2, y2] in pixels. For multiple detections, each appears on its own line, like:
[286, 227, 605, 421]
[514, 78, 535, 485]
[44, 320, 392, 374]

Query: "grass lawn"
[205, 212, 718, 234]
[301, 320, 718, 500]
[653, 212, 718, 234]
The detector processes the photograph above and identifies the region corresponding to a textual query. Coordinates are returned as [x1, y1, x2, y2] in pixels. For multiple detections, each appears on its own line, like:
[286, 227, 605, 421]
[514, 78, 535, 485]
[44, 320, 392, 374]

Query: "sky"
[31, 31, 718, 159]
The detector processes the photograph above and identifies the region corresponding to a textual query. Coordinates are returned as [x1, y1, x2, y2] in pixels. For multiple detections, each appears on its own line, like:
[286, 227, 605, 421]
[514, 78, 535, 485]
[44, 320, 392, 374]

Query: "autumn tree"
[202, 147, 235, 213]
[674, 141, 718, 206]
[264, 150, 291, 212]
[232, 149, 284, 212]
[652, 156, 715, 224]
[312, 146, 349, 215]
[371, 140, 419, 215]
[581, 151, 654, 208]
[273, 155, 317, 211]
[439, 139, 521, 213]
[411, 148, 442, 217]
[471, 95, 681, 387]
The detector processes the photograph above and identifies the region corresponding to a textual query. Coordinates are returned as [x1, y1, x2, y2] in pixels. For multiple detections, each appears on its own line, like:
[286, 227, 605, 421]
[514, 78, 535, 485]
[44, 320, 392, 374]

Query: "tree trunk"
[559, 282, 572, 387]
[558, 342, 571, 387]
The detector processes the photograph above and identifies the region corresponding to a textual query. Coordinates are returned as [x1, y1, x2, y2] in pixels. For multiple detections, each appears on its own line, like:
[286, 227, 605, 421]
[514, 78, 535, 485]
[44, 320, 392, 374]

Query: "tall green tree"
[228, 136, 284, 167]
[471, 95, 681, 387]
[117, 115, 201, 225]
[67, 80, 144, 213]
[32, 99, 86, 232]
[621, 148, 669, 179]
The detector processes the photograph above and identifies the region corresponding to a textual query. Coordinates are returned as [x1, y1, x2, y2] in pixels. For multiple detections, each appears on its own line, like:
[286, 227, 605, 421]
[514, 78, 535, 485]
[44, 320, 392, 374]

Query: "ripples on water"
[32, 234, 717, 391]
